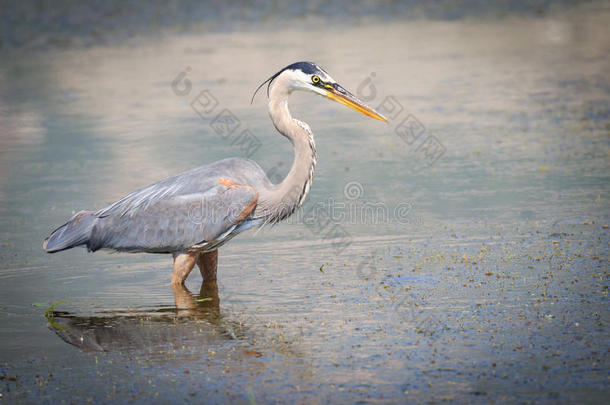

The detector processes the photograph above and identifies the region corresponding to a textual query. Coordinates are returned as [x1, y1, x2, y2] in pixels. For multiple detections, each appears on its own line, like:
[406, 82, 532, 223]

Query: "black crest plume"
[250, 62, 320, 104]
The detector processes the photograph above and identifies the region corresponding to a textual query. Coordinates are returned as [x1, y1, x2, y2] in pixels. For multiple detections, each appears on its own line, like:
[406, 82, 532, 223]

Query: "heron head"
[252, 61, 387, 122]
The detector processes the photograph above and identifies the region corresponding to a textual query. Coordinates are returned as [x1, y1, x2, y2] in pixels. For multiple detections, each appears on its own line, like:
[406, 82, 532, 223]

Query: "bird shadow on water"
[45, 281, 252, 355]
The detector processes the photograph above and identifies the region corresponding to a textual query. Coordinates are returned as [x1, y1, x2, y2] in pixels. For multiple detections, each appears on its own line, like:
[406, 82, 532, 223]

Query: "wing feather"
[86, 158, 265, 253]
[89, 184, 257, 253]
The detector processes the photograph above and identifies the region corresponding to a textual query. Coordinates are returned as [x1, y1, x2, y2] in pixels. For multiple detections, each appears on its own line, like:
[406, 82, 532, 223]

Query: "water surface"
[0, 3, 609, 403]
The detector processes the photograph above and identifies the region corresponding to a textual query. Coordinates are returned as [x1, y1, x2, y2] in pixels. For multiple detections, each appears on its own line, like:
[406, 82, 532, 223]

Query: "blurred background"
[1, 0, 597, 49]
[0, 0, 608, 403]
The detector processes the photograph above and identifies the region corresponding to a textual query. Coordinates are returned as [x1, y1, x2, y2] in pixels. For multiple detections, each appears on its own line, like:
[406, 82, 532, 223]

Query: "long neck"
[257, 86, 317, 224]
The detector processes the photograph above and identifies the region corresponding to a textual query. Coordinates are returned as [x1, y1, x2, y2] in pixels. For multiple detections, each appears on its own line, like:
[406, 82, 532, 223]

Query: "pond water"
[0, 2, 608, 403]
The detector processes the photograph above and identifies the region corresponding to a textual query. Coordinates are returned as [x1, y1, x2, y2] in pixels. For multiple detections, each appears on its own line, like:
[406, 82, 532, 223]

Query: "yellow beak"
[324, 84, 387, 122]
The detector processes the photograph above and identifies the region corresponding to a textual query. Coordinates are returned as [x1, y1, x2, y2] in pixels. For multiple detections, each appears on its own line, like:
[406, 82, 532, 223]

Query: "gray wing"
[87, 158, 264, 253]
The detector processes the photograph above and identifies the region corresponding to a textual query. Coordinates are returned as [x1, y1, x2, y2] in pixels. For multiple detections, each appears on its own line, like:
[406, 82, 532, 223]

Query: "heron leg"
[172, 282, 197, 311]
[198, 279, 219, 308]
[171, 280, 219, 316]
[171, 251, 198, 285]
[197, 249, 218, 282]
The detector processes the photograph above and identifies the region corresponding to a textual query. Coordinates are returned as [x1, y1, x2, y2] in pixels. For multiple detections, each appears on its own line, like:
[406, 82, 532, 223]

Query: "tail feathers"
[43, 211, 96, 253]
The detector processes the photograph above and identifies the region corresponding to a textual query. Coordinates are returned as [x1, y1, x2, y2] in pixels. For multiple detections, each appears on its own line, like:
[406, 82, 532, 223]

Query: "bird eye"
[311, 75, 320, 84]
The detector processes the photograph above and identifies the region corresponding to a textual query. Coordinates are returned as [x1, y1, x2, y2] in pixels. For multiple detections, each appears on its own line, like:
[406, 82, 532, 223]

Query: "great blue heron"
[43, 62, 387, 285]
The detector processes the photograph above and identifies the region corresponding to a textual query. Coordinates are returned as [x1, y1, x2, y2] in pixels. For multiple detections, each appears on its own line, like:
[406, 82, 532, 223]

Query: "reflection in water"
[48, 281, 227, 353]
